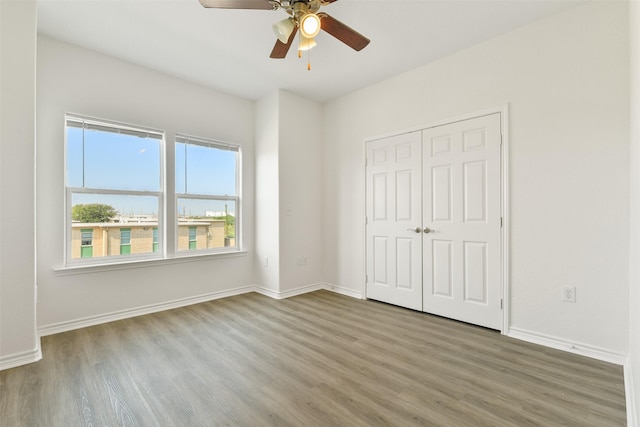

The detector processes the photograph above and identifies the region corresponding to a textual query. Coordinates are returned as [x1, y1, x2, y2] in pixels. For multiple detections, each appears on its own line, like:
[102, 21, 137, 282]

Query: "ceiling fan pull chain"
[307, 49, 311, 71]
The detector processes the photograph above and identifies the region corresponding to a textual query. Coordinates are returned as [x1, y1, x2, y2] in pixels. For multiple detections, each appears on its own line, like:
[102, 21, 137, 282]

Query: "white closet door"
[422, 113, 502, 330]
[365, 131, 423, 311]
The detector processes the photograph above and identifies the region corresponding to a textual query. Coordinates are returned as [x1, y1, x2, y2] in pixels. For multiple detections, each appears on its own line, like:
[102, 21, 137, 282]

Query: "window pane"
[81, 229, 93, 246]
[70, 193, 159, 259]
[67, 123, 161, 191]
[176, 141, 237, 196]
[175, 142, 186, 195]
[80, 246, 93, 258]
[177, 198, 236, 251]
[67, 127, 84, 188]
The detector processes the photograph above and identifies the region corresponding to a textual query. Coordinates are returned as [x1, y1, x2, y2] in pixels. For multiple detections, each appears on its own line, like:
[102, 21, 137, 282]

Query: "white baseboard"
[508, 327, 626, 365]
[38, 285, 256, 337]
[0, 345, 42, 371]
[625, 359, 638, 427]
[39, 282, 361, 337]
[39, 282, 363, 338]
[322, 282, 364, 299]
[254, 282, 364, 300]
[254, 282, 326, 299]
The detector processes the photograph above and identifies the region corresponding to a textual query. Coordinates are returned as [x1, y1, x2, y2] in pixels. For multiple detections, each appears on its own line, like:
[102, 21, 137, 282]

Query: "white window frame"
[175, 134, 241, 256]
[62, 115, 245, 271]
[64, 114, 165, 266]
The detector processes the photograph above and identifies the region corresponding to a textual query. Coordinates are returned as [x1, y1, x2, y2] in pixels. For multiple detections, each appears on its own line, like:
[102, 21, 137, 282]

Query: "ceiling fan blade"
[270, 26, 298, 59]
[199, 0, 275, 10]
[318, 13, 370, 51]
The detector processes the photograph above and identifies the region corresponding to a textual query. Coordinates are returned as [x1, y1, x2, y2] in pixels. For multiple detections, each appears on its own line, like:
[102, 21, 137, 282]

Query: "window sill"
[54, 250, 248, 276]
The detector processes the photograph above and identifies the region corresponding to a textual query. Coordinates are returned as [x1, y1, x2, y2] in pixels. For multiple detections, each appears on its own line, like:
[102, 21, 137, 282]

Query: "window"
[120, 228, 131, 255]
[176, 135, 240, 253]
[188, 226, 197, 250]
[66, 115, 163, 264]
[152, 227, 159, 252]
[65, 115, 241, 267]
[80, 229, 93, 258]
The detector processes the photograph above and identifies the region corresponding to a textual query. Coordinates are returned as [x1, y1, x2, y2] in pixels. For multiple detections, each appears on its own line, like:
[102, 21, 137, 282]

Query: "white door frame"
[363, 105, 510, 335]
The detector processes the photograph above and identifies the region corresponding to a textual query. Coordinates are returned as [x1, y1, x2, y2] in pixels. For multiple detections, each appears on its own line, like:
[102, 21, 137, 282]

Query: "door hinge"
[500, 217, 503, 228]
[365, 216, 368, 225]
[500, 299, 503, 310]
[365, 274, 368, 283]
[365, 158, 368, 167]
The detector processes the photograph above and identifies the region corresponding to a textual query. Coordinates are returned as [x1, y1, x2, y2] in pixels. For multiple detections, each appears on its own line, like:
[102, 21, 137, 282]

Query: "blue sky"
[68, 127, 237, 217]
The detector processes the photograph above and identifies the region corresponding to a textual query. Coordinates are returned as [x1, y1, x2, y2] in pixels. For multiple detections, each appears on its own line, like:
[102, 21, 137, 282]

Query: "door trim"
[363, 104, 510, 335]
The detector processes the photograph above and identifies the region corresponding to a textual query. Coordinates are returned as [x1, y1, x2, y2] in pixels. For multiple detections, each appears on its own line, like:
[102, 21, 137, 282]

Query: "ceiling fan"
[198, 0, 370, 60]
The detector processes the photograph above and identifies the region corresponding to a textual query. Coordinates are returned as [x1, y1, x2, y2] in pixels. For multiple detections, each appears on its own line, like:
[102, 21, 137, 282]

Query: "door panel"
[396, 170, 413, 220]
[463, 241, 487, 303]
[373, 236, 388, 284]
[366, 131, 422, 311]
[463, 161, 487, 222]
[432, 239, 452, 297]
[373, 173, 388, 220]
[396, 237, 414, 289]
[432, 166, 452, 221]
[423, 113, 502, 330]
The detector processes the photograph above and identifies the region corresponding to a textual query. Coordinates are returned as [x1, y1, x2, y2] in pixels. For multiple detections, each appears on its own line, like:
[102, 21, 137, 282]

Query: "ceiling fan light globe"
[300, 13, 321, 38]
[298, 36, 317, 51]
[273, 18, 295, 44]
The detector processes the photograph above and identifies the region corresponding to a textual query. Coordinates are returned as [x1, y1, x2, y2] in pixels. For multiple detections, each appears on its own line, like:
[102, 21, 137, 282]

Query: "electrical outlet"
[562, 286, 576, 303]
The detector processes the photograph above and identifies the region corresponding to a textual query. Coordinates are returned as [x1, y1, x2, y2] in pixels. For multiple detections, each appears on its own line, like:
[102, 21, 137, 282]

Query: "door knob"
[406, 227, 421, 233]
[423, 227, 433, 234]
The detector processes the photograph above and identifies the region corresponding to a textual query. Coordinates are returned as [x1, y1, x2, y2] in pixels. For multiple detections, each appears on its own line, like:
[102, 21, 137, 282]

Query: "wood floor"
[0, 290, 627, 426]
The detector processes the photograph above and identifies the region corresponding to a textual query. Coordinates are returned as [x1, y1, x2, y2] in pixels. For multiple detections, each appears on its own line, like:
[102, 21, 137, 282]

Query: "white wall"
[0, 0, 40, 369]
[628, 1, 640, 424]
[278, 91, 323, 292]
[255, 92, 280, 292]
[323, 2, 629, 356]
[36, 37, 256, 331]
[254, 90, 323, 295]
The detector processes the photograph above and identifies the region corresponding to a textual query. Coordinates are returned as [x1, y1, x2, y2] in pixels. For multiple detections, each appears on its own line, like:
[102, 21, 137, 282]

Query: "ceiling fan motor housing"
[287, 0, 321, 19]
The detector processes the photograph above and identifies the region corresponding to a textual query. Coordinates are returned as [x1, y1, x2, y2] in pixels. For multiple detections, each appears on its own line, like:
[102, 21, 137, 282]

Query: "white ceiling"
[37, 0, 583, 103]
